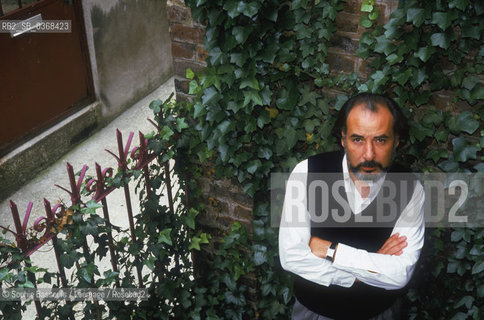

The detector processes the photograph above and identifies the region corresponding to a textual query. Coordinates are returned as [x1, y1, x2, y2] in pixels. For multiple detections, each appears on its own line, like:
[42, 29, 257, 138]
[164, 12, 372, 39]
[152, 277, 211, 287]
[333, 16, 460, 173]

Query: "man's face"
[341, 103, 398, 182]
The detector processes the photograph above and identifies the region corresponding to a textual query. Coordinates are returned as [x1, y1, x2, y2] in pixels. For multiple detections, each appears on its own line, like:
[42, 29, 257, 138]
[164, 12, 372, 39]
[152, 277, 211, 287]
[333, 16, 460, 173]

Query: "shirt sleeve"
[332, 181, 426, 290]
[278, 160, 356, 288]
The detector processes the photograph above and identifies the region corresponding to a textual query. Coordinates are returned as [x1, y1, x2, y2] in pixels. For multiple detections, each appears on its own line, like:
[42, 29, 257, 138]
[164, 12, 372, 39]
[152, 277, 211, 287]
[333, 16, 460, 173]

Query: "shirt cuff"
[333, 243, 360, 269]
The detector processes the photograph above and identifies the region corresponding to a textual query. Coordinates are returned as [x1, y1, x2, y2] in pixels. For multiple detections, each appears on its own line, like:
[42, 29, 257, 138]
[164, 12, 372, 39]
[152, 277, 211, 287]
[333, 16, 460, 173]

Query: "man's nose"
[363, 141, 375, 160]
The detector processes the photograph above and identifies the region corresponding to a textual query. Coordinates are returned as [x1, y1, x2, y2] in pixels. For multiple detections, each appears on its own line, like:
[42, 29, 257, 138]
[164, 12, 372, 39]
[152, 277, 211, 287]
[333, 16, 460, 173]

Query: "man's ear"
[341, 131, 345, 148]
[394, 136, 400, 149]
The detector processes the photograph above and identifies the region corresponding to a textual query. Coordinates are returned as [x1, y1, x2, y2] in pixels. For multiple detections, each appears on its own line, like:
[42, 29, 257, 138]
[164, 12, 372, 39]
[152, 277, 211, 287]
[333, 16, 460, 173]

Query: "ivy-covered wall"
[166, 0, 484, 319]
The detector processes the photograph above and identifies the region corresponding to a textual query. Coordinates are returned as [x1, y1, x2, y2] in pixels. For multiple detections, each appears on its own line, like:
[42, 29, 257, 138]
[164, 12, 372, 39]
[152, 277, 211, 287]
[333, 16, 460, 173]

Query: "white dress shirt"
[278, 155, 425, 290]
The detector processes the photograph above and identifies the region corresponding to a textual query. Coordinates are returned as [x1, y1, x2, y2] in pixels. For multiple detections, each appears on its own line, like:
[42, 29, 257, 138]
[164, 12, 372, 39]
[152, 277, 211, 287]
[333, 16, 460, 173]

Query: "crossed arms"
[278, 160, 425, 290]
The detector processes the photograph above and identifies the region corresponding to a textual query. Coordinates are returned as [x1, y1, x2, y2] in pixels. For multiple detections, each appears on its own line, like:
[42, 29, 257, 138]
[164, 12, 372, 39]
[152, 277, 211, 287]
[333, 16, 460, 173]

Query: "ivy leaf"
[276, 87, 298, 110]
[431, 33, 451, 49]
[360, 0, 374, 13]
[439, 160, 459, 172]
[393, 68, 413, 86]
[431, 12, 454, 31]
[258, 147, 273, 160]
[371, 70, 389, 88]
[240, 78, 260, 90]
[176, 118, 189, 132]
[386, 53, 403, 65]
[434, 129, 449, 142]
[243, 90, 263, 107]
[414, 46, 436, 62]
[223, 1, 240, 19]
[253, 244, 269, 265]
[410, 123, 434, 141]
[232, 26, 253, 44]
[240, 1, 261, 18]
[472, 259, 484, 274]
[448, 111, 480, 134]
[186, 68, 195, 80]
[360, 15, 373, 28]
[247, 159, 262, 174]
[452, 137, 478, 162]
[406, 8, 426, 27]
[202, 87, 221, 105]
[158, 228, 173, 245]
[374, 35, 395, 55]
[449, 0, 470, 11]
[470, 85, 484, 100]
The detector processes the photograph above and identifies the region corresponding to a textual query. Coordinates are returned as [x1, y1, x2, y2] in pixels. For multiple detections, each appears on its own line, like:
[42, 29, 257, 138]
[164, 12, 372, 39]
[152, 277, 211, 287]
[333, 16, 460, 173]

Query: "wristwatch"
[325, 242, 337, 262]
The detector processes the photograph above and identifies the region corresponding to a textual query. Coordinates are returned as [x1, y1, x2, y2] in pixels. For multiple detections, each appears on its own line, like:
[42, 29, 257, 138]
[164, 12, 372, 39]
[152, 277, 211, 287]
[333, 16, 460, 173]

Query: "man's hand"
[377, 233, 407, 256]
[309, 236, 332, 258]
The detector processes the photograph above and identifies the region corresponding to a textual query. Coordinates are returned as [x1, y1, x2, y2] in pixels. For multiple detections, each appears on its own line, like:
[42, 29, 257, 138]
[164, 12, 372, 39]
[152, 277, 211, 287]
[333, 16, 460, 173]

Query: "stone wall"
[83, 0, 174, 121]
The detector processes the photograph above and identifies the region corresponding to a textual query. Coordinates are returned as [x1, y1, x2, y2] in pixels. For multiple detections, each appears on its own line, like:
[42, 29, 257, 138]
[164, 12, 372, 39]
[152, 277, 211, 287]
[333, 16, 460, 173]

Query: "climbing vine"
[183, 0, 484, 319]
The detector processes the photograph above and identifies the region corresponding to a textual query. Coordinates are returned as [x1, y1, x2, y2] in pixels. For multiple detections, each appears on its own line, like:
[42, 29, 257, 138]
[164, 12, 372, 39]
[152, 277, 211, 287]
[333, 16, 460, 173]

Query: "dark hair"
[333, 93, 409, 145]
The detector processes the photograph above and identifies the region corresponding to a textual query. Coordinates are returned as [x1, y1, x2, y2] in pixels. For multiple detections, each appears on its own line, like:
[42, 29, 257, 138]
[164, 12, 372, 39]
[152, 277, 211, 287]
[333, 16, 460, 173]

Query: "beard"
[343, 145, 391, 182]
[348, 159, 387, 182]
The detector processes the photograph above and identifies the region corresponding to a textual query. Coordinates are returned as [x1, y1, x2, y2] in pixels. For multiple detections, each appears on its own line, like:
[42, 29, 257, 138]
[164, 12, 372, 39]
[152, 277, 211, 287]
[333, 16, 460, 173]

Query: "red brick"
[342, 0, 361, 14]
[171, 41, 196, 59]
[197, 45, 208, 62]
[175, 78, 190, 95]
[335, 12, 360, 34]
[170, 25, 205, 44]
[331, 35, 359, 54]
[327, 52, 357, 74]
[357, 58, 372, 79]
[167, 3, 191, 24]
[173, 60, 206, 77]
[234, 205, 252, 221]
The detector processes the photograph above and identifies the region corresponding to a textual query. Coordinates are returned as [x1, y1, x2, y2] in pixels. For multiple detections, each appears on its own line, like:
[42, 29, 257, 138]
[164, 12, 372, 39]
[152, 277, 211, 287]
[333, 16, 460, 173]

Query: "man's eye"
[353, 138, 362, 143]
[376, 138, 386, 143]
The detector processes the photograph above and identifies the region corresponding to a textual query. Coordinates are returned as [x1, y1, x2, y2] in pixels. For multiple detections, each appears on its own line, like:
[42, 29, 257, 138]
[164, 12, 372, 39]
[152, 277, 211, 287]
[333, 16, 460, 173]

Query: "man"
[279, 93, 425, 320]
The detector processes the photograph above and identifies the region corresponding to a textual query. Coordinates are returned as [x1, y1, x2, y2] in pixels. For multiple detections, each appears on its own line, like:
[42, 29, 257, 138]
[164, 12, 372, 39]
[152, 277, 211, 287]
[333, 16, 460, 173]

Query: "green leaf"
[202, 87, 221, 105]
[186, 68, 195, 80]
[223, 1, 240, 19]
[431, 12, 453, 31]
[247, 159, 262, 174]
[406, 8, 426, 27]
[239, 78, 260, 90]
[438, 160, 459, 172]
[374, 35, 395, 55]
[240, 1, 261, 18]
[386, 53, 403, 65]
[253, 244, 268, 265]
[149, 99, 162, 113]
[158, 228, 172, 245]
[257, 147, 273, 160]
[431, 33, 451, 49]
[455, 295, 474, 309]
[470, 85, 484, 100]
[360, 0, 374, 13]
[360, 15, 373, 28]
[232, 26, 252, 44]
[176, 118, 189, 132]
[449, 0, 470, 11]
[448, 111, 480, 134]
[452, 137, 478, 162]
[244, 90, 263, 107]
[472, 260, 484, 274]
[414, 46, 436, 62]
[393, 68, 413, 86]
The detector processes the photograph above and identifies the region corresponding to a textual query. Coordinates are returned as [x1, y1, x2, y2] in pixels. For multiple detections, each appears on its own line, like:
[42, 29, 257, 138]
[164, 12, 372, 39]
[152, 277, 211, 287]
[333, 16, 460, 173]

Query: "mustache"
[351, 160, 383, 171]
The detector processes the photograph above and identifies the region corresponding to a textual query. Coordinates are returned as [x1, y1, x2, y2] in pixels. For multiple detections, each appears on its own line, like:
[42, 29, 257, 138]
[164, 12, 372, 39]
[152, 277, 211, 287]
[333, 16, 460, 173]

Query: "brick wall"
[167, 0, 207, 103]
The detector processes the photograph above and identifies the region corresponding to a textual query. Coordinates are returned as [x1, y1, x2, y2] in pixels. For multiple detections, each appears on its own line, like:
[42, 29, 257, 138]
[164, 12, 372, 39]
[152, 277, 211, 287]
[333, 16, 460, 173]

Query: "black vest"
[293, 151, 415, 319]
